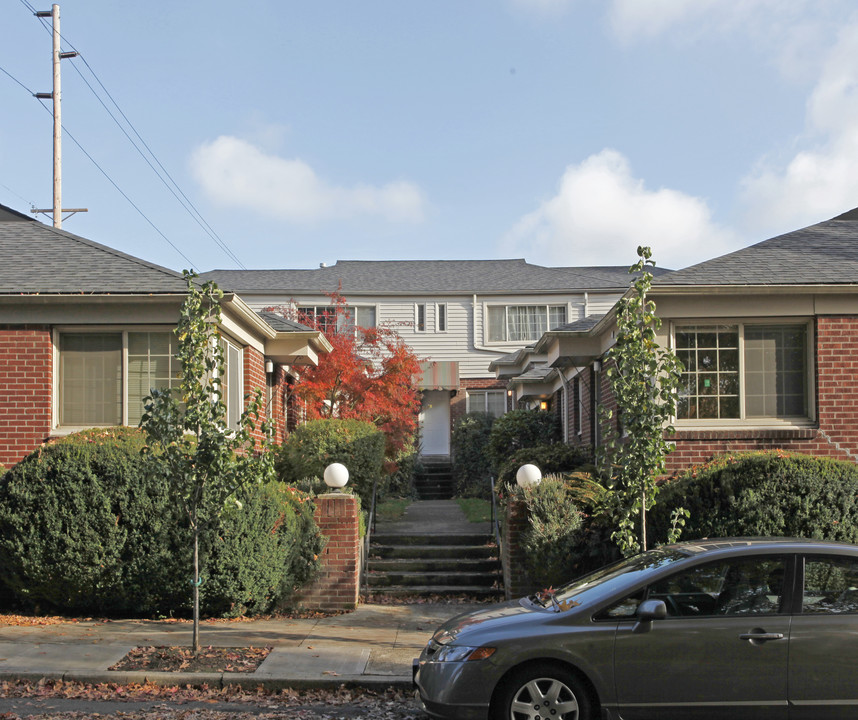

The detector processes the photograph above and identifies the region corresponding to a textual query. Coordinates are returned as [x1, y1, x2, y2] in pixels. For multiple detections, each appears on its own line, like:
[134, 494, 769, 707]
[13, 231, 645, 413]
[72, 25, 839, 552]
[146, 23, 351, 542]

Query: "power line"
[17, 1, 246, 268]
[0, 59, 198, 268]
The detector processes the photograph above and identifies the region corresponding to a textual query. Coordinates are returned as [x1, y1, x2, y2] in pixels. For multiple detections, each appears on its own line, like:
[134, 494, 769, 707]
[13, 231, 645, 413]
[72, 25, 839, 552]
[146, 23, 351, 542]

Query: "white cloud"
[740, 20, 858, 232]
[502, 149, 736, 269]
[191, 136, 426, 224]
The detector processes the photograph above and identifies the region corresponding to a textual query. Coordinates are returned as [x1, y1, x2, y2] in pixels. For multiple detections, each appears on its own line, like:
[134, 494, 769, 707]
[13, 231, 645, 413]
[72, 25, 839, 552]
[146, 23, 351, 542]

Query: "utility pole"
[32, 4, 86, 229]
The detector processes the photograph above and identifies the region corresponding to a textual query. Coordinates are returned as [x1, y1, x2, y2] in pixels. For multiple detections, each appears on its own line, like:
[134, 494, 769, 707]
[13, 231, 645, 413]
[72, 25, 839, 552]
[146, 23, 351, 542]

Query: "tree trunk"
[193, 528, 200, 654]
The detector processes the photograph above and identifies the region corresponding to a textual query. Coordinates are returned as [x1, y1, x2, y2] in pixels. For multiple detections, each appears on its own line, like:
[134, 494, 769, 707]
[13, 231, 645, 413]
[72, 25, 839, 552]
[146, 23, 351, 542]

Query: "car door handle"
[738, 632, 784, 642]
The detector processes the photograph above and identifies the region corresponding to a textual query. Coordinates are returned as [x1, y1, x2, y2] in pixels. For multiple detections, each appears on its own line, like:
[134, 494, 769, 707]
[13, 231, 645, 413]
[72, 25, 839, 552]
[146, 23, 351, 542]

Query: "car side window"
[802, 555, 858, 615]
[648, 556, 787, 617]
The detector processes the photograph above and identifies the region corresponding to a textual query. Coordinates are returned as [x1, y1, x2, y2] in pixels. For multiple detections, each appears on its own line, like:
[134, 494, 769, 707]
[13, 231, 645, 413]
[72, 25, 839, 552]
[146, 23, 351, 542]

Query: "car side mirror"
[632, 599, 667, 634]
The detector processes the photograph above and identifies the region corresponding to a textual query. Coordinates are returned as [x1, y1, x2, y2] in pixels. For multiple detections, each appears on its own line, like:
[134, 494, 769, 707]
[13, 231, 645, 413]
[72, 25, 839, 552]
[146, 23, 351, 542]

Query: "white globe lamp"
[323, 462, 349, 492]
[516, 464, 542, 488]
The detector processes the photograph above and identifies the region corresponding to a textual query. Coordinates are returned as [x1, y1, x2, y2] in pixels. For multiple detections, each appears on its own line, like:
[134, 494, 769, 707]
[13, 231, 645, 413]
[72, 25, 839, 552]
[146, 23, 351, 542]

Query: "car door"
[612, 555, 792, 720]
[787, 553, 858, 720]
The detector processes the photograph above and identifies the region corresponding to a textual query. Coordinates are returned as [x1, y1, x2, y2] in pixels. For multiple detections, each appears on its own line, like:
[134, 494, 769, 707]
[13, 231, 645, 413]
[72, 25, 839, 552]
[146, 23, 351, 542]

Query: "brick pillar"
[295, 493, 360, 610]
[503, 499, 537, 600]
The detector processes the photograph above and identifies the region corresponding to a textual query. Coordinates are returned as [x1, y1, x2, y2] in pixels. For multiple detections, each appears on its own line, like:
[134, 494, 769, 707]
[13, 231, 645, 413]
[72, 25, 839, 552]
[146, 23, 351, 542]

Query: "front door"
[419, 390, 450, 456]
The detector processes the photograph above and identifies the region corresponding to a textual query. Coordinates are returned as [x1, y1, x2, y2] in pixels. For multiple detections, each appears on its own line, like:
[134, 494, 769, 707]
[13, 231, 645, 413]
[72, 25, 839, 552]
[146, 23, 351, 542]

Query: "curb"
[0, 670, 414, 692]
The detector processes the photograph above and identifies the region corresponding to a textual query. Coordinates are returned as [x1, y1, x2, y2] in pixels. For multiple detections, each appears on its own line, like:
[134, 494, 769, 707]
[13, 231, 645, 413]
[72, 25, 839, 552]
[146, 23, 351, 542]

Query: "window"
[59, 330, 181, 428]
[802, 556, 858, 615]
[648, 556, 787, 617]
[467, 389, 506, 418]
[416, 303, 426, 332]
[436, 303, 447, 332]
[487, 304, 567, 343]
[676, 323, 809, 422]
[299, 305, 376, 335]
[220, 339, 243, 431]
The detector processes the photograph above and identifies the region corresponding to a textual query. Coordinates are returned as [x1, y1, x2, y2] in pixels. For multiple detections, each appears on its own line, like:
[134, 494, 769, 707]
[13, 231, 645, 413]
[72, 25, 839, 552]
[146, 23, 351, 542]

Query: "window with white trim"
[299, 305, 376, 335]
[59, 330, 182, 428]
[220, 338, 243, 431]
[487, 304, 567, 343]
[415, 303, 426, 332]
[675, 323, 810, 422]
[467, 390, 507, 418]
[436, 303, 447, 332]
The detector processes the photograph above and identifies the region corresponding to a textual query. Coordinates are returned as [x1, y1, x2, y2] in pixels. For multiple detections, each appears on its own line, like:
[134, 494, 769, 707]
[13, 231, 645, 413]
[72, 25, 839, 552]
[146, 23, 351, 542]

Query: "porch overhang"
[418, 361, 459, 390]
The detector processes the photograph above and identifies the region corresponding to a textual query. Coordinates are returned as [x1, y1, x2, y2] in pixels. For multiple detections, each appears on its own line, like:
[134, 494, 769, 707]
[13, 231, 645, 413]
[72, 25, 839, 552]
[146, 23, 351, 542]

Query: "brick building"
[0, 204, 330, 468]
[496, 209, 858, 473]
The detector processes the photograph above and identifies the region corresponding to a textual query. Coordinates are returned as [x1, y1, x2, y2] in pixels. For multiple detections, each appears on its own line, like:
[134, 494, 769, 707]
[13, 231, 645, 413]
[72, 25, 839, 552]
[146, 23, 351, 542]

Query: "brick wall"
[242, 346, 268, 444]
[502, 499, 540, 599]
[0, 326, 53, 467]
[294, 493, 360, 610]
[450, 377, 510, 429]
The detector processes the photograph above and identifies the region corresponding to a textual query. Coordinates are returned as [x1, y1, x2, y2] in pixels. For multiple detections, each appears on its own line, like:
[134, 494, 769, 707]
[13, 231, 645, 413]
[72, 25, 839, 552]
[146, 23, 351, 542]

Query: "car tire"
[492, 663, 594, 720]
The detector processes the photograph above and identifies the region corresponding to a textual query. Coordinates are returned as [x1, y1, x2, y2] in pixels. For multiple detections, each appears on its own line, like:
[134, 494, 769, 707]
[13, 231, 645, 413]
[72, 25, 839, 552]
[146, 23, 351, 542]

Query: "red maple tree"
[265, 293, 422, 470]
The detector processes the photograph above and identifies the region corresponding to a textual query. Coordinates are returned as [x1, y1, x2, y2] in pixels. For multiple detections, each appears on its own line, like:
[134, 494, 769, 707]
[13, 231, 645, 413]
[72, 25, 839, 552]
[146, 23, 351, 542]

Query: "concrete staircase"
[365, 500, 503, 600]
[414, 458, 454, 499]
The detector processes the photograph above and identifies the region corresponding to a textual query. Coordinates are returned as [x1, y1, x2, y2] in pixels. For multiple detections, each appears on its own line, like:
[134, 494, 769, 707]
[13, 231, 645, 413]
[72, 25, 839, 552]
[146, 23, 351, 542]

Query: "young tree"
[141, 272, 275, 652]
[598, 247, 685, 556]
[266, 292, 422, 470]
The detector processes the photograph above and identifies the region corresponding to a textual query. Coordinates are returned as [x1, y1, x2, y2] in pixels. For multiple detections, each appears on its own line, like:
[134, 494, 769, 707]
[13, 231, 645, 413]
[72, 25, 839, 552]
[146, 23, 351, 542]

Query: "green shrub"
[385, 446, 417, 499]
[510, 475, 588, 588]
[452, 412, 495, 498]
[497, 443, 592, 488]
[202, 482, 322, 617]
[276, 419, 386, 506]
[651, 451, 858, 543]
[0, 429, 188, 615]
[487, 410, 561, 473]
[0, 429, 325, 618]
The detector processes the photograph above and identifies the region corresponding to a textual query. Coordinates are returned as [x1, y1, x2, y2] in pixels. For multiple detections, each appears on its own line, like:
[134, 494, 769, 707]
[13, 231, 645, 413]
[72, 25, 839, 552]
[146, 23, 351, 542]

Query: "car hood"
[430, 599, 549, 646]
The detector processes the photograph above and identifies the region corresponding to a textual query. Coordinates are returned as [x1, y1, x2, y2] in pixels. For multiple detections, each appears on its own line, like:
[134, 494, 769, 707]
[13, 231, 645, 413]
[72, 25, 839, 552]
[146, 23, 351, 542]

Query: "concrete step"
[369, 557, 500, 573]
[368, 569, 501, 588]
[364, 584, 504, 599]
[371, 532, 492, 546]
[370, 543, 498, 560]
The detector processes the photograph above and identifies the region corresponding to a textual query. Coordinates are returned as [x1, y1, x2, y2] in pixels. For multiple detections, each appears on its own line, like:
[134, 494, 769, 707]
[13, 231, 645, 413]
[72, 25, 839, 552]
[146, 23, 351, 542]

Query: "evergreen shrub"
[276, 418, 386, 506]
[651, 451, 858, 543]
[451, 412, 495, 498]
[0, 429, 187, 615]
[202, 482, 322, 617]
[487, 410, 561, 473]
[497, 443, 592, 488]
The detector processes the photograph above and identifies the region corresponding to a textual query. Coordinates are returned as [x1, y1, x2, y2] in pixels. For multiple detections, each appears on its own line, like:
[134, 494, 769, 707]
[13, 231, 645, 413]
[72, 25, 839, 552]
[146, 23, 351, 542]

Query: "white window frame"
[672, 318, 815, 428]
[436, 303, 447, 333]
[297, 303, 377, 336]
[415, 303, 427, 333]
[484, 303, 568, 344]
[466, 389, 507, 418]
[219, 336, 244, 432]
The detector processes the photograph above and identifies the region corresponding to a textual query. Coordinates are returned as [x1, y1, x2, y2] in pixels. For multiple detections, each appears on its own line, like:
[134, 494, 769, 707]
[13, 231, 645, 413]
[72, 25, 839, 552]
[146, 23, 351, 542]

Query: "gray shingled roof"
[201, 259, 638, 294]
[0, 204, 188, 294]
[255, 310, 315, 332]
[657, 209, 858, 286]
[552, 314, 606, 333]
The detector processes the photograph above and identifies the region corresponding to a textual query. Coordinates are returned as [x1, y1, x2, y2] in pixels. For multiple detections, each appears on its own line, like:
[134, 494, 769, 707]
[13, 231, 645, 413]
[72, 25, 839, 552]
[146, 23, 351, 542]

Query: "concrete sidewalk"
[0, 602, 486, 690]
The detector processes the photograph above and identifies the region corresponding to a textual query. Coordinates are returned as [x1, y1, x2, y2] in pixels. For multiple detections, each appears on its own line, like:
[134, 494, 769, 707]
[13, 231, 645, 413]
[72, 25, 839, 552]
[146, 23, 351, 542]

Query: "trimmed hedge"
[497, 443, 592, 488]
[201, 482, 322, 617]
[0, 429, 322, 617]
[276, 419, 385, 506]
[452, 412, 495, 498]
[651, 451, 858, 543]
[0, 429, 186, 615]
[487, 410, 561, 473]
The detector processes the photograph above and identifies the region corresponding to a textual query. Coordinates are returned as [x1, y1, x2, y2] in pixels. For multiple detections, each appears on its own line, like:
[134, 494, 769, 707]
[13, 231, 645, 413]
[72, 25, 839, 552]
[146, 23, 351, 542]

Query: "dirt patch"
[109, 646, 271, 673]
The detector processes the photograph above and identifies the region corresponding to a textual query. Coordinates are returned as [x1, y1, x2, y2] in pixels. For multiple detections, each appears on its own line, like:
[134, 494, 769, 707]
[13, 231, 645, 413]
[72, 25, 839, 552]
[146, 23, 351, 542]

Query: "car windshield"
[542, 547, 693, 608]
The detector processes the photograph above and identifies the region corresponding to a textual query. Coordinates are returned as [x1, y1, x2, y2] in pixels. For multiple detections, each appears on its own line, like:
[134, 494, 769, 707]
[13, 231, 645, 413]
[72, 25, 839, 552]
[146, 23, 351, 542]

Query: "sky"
[2, 1, 858, 274]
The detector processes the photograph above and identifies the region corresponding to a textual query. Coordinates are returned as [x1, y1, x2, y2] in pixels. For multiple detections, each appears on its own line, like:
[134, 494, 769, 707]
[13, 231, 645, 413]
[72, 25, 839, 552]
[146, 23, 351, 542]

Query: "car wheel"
[493, 663, 593, 720]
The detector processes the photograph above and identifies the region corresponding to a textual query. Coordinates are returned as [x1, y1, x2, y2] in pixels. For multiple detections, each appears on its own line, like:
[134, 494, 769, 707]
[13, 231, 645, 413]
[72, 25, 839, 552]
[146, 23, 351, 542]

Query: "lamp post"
[323, 462, 350, 493]
[516, 464, 542, 488]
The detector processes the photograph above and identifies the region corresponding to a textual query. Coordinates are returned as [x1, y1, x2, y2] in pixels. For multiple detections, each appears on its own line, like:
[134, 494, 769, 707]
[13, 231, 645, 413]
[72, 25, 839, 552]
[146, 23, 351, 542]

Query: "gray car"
[414, 537, 858, 720]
